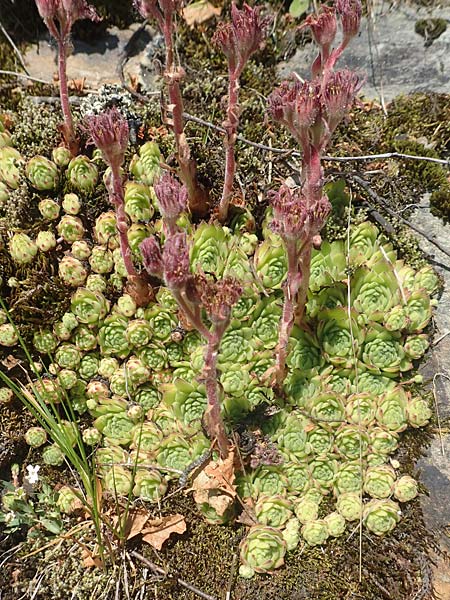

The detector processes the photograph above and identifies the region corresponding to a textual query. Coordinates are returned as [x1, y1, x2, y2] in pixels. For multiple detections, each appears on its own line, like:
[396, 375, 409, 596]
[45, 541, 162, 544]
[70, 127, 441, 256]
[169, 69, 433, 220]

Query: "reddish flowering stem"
[218, 72, 239, 223]
[56, 36, 78, 155]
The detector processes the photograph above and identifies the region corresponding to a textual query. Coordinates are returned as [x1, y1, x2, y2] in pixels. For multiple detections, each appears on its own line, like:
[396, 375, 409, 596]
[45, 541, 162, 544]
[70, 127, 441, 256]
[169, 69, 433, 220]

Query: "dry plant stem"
[218, 73, 239, 222]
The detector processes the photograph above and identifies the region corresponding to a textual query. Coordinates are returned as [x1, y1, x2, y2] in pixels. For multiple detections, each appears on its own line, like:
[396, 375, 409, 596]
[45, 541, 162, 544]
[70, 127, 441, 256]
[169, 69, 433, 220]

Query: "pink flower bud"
[84, 107, 129, 170]
[270, 185, 309, 240]
[196, 275, 242, 323]
[300, 5, 337, 49]
[321, 69, 362, 132]
[162, 232, 191, 290]
[140, 236, 164, 279]
[336, 0, 362, 42]
[154, 173, 188, 232]
[61, 0, 100, 22]
[213, 3, 270, 74]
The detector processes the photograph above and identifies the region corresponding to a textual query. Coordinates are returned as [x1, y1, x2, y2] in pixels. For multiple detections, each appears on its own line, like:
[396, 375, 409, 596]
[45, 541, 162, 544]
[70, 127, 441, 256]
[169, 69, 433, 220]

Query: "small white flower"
[25, 464, 40, 485]
[4, 511, 16, 524]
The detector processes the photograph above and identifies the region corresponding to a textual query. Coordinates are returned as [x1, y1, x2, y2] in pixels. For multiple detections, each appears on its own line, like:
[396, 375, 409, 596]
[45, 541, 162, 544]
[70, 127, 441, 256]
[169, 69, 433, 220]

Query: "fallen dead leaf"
[142, 513, 186, 550]
[191, 450, 237, 497]
[1, 354, 21, 370]
[182, 0, 221, 26]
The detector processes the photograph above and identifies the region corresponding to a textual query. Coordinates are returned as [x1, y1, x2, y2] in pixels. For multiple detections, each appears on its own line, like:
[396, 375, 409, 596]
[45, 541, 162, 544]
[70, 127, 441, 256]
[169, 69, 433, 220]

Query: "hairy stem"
[57, 36, 78, 155]
[203, 333, 229, 459]
[218, 71, 239, 222]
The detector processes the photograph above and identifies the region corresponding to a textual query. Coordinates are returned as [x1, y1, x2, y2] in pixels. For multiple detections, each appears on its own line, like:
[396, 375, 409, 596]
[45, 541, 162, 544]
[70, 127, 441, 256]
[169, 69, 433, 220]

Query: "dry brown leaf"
[125, 507, 152, 540]
[182, 0, 221, 26]
[81, 548, 103, 569]
[141, 513, 186, 550]
[1, 354, 21, 370]
[191, 451, 237, 497]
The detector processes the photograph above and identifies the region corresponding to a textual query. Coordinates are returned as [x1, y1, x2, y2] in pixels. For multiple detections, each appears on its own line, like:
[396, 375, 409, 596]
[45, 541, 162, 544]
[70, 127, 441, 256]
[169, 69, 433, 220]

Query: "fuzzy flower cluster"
[35, 0, 99, 37]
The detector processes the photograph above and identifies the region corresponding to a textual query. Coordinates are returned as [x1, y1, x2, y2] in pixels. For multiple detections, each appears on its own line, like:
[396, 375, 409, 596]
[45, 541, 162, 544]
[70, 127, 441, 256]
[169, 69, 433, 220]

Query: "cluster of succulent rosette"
[0, 0, 439, 581]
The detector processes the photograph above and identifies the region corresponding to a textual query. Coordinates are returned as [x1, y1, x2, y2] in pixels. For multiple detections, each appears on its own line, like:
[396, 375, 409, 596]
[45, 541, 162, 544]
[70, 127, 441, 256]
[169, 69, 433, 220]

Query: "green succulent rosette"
[26, 155, 58, 190]
[223, 245, 255, 285]
[275, 413, 310, 460]
[82, 427, 102, 445]
[285, 325, 323, 372]
[255, 495, 293, 528]
[355, 372, 396, 395]
[42, 444, 65, 466]
[132, 469, 168, 502]
[124, 181, 155, 223]
[86, 381, 112, 404]
[71, 288, 109, 324]
[128, 223, 152, 255]
[309, 457, 338, 492]
[318, 308, 364, 369]
[165, 341, 184, 366]
[9, 233, 38, 265]
[103, 465, 133, 495]
[254, 237, 287, 289]
[98, 315, 131, 358]
[324, 511, 346, 537]
[351, 267, 400, 323]
[33, 330, 58, 354]
[95, 445, 128, 475]
[0, 146, 23, 189]
[57, 215, 85, 243]
[56, 486, 83, 514]
[247, 383, 273, 410]
[406, 397, 432, 428]
[72, 325, 98, 352]
[363, 499, 401, 535]
[413, 265, 439, 296]
[218, 321, 253, 365]
[249, 351, 276, 379]
[191, 223, 230, 275]
[307, 283, 347, 318]
[376, 387, 408, 432]
[89, 245, 114, 274]
[182, 331, 203, 356]
[58, 256, 88, 286]
[369, 427, 399, 455]
[124, 319, 152, 348]
[130, 421, 163, 453]
[130, 141, 161, 185]
[55, 344, 81, 370]
[94, 211, 119, 248]
[78, 354, 99, 380]
[163, 379, 207, 426]
[334, 425, 369, 460]
[231, 292, 260, 322]
[348, 221, 380, 265]
[36, 230, 56, 251]
[25, 426, 47, 447]
[284, 371, 321, 408]
[172, 362, 196, 383]
[306, 423, 334, 455]
[309, 240, 346, 292]
[362, 325, 411, 375]
[251, 466, 289, 499]
[67, 155, 98, 192]
[284, 461, 311, 495]
[345, 393, 377, 427]
[38, 198, 60, 220]
[282, 518, 301, 551]
[94, 411, 135, 446]
[334, 461, 363, 496]
[404, 334, 429, 360]
[116, 294, 137, 318]
[157, 432, 201, 472]
[363, 464, 396, 499]
[138, 342, 168, 371]
[294, 495, 320, 524]
[404, 291, 432, 332]
[220, 364, 250, 396]
[239, 526, 286, 577]
[301, 519, 329, 546]
[336, 491, 363, 522]
[323, 368, 352, 395]
[125, 356, 151, 386]
[306, 392, 346, 426]
[384, 305, 409, 332]
[144, 305, 177, 342]
[393, 475, 418, 503]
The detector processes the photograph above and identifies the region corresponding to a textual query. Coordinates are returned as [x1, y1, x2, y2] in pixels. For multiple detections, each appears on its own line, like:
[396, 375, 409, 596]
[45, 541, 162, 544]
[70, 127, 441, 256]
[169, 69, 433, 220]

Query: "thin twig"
[0, 21, 30, 74]
[131, 551, 218, 600]
[432, 373, 449, 457]
[349, 174, 450, 259]
[432, 330, 450, 347]
[0, 69, 52, 85]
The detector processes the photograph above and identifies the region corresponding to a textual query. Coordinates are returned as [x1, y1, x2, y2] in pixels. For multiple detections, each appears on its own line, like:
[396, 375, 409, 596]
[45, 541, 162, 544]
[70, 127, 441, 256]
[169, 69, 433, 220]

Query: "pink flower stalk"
[154, 172, 188, 235]
[34, 0, 100, 155]
[213, 3, 270, 222]
[140, 227, 242, 458]
[85, 108, 152, 306]
[135, 0, 209, 217]
[267, 0, 361, 387]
